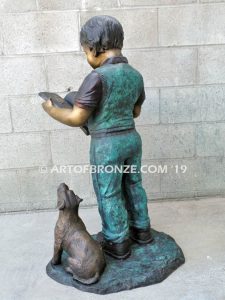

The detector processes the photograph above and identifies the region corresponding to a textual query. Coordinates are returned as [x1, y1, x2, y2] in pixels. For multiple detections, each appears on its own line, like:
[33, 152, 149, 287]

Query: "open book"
[39, 91, 90, 136]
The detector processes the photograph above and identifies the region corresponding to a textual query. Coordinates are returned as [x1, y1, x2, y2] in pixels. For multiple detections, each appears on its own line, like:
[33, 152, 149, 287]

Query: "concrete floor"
[0, 197, 225, 300]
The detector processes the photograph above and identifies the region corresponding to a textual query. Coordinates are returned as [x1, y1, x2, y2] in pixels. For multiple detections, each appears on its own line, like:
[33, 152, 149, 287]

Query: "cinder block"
[161, 86, 225, 123]
[0, 0, 37, 13]
[148, 191, 196, 201]
[9, 95, 68, 132]
[84, 0, 119, 9]
[0, 170, 21, 207]
[2, 14, 44, 55]
[18, 166, 92, 208]
[80, 9, 158, 49]
[121, 0, 195, 5]
[159, 5, 225, 46]
[199, 86, 225, 122]
[196, 123, 225, 157]
[200, 0, 225, 2]
[160, 158, 198, 193]
[141, 160, 161, 194]
[138, 124, 195, 159]
[2, 12, 79, 55]
[40, 12, 79, 53]
[0, 133, 51, 169]
[0, 201, 31, 213]
[161, 157, 225, 194]
[199, 46, 225, 84]
[38, 0, 82, 10]
[0, 24, 3, 55]
[0, 97, 12, 133]
[195, 189, 225, 199]
[0, 56, 46, 95]
[161, 87, 201, 123]
[135, 88, 159, 126]
[194, 157, 225, 191]
[50, 130, 91, 165]
[61, 169, 92, 206]
[124, 48, 197, 87]
[45, 54, 91, 92]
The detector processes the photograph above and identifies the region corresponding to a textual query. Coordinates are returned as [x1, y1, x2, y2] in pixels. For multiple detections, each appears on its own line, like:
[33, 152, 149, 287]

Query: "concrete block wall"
[0, 0, 225, 212]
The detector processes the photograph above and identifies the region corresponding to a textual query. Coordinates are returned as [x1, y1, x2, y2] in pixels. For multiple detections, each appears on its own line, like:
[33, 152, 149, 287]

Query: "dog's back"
[65, 228, 106, 284]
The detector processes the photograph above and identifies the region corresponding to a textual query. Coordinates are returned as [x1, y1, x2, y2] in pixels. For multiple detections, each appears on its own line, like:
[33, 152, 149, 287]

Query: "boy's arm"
[42, 70, 102, 126]
[42, 100, 93, 127]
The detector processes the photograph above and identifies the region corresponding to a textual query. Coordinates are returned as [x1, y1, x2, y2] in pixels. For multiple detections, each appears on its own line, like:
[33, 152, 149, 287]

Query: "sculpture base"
[46, 229, 185, 294]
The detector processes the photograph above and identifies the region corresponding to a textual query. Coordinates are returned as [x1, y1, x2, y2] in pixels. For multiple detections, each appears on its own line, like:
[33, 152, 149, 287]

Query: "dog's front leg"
[51, 219, 64, 265]
[51, 242, 63, 265]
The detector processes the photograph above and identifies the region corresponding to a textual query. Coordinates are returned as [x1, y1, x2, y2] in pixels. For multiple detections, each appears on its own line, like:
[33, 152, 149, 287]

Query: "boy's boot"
[129, 226, 154, 244]
[96, 232, 131, 259]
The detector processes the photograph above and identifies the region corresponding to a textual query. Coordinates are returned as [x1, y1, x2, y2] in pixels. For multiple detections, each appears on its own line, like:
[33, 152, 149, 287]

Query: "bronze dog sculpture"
[51, 183, 106, 284]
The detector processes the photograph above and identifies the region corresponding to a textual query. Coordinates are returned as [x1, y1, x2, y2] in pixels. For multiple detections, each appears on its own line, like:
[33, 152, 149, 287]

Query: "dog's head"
[57, 183, 83, 210]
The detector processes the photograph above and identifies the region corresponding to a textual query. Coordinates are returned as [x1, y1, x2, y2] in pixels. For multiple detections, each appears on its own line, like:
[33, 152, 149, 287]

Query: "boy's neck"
[99, 49, 122, 65]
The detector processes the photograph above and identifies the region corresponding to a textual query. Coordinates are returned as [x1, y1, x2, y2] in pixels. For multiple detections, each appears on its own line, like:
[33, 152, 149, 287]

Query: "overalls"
[88, 62, 150, 243]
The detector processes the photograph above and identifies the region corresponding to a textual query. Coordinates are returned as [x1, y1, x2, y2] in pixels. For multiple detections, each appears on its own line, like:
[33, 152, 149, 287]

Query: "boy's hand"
[42, 99, 53, 114]
[133, 104, 141, 118]
[40, 100, 92, 127]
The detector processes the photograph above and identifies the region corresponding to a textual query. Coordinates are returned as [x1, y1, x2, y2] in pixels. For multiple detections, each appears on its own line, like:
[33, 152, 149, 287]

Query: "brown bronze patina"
[51, 183, 106, 284]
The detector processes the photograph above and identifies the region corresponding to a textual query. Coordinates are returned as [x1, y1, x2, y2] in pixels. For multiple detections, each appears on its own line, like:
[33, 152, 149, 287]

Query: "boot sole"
[130, 236, 154, 244]
[103, 248, 131, 260]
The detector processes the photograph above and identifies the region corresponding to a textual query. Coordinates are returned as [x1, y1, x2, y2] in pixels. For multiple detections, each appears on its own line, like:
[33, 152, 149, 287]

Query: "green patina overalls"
[88, 62, 150, 243]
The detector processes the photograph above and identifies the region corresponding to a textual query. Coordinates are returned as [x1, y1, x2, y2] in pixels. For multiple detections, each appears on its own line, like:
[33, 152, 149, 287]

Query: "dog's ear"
[57, 183, 69, 210]
[57, 192, 66, 210]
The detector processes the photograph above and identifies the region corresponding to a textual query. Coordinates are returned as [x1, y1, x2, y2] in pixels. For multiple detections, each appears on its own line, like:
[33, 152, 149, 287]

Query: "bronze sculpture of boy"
[42, 15, 153, 260]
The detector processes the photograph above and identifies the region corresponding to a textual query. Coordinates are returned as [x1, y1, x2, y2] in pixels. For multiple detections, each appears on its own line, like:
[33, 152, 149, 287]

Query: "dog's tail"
[73, 272, 100, 285]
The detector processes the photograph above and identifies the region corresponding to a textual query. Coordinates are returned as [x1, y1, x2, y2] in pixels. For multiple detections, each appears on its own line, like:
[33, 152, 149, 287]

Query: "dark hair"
[80, 15, 124, 57]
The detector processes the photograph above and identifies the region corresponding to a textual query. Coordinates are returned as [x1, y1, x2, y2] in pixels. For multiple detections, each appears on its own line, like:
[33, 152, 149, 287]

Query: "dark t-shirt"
[74, 56, 146, 110]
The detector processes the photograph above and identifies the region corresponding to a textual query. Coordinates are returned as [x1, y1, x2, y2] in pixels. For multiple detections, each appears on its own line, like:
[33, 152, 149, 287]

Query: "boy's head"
[80, 15, 124, 68]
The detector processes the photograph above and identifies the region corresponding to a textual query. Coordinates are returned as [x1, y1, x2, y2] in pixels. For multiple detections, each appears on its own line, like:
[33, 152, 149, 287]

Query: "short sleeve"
[135, 86, 146, 106]
[74, 71, 102, 110]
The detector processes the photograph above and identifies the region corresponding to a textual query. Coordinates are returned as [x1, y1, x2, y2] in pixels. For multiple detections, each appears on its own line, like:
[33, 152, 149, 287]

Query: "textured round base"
[46, 229, 185, 295]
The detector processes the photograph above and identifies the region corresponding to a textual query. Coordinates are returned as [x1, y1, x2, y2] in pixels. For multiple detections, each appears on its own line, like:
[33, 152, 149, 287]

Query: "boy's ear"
[93, 49, 98, 57]
[89, 47, 99, 58]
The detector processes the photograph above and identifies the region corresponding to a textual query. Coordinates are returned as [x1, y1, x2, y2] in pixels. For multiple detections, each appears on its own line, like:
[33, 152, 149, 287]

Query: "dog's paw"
[51, 257, 61, 266]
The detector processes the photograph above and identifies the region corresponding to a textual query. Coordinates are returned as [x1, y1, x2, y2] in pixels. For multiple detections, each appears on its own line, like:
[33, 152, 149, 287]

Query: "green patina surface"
[90, 129, 150, 243]
[87, 62, 150, 243]
[46, 229, 185, 294]
[88, 63, 144, 134]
